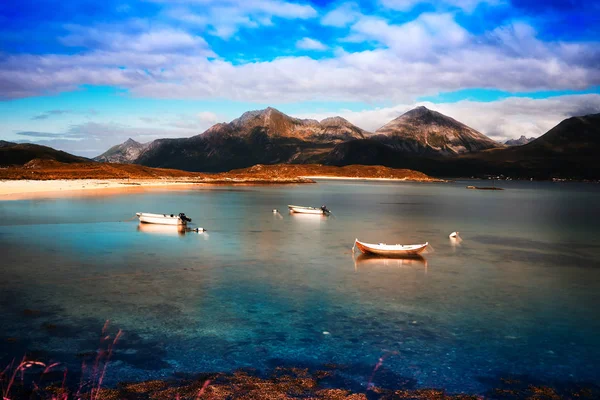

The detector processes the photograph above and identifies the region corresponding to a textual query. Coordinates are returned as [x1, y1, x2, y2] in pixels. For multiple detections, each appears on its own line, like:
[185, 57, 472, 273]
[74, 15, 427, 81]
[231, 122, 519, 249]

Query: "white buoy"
[273, 209, 278, 213]
[449, 231, 459, 238]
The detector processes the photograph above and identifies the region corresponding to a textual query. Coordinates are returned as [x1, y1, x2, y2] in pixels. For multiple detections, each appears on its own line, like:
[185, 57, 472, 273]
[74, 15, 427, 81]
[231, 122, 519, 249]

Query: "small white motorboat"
[353, 239, 428, 257]
[136, 212, 192, 226]
[288, 205, 331, 215]
[449, 231, 459, 238]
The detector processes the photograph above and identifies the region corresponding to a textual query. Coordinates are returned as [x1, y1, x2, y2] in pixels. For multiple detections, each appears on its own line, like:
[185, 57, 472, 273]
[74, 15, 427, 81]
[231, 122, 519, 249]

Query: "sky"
[1, 0, 599, 157]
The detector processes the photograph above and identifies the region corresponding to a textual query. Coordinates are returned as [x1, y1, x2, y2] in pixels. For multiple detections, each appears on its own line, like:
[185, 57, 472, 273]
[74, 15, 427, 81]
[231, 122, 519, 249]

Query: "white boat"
[288, 205, 331, 215]
[353, 239, 428, 257]
[136, 212, 191, 226]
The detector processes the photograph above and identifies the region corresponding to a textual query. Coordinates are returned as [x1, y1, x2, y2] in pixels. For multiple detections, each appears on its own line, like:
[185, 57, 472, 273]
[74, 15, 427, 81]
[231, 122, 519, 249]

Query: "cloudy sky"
[1, 0, 599, 157]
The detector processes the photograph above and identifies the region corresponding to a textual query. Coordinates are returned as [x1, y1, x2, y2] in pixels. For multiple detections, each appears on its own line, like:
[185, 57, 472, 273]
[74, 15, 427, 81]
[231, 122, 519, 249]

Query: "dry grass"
[0, 161, 439, 183]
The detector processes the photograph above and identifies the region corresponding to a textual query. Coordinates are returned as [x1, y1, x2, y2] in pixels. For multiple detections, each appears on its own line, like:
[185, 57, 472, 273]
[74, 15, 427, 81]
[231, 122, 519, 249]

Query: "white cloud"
[381, 0, 502, 12]
[348, 13, 469, 56]
[197, 111, 219, 123]
[1, 13, 599, 103]
[161, 0, 317, 39]
[296, 94, 600, 141]
[321, 2, 362, 27]
[296, 37, 328, 51]
[15, 112, 221, 157]
[60, 25, 211, 54]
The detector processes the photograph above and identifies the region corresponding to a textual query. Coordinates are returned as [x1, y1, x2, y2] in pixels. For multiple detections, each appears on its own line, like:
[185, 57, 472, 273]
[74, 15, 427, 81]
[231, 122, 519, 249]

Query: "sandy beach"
[0, 163, 443, 200]
[0, 179, 199, 200]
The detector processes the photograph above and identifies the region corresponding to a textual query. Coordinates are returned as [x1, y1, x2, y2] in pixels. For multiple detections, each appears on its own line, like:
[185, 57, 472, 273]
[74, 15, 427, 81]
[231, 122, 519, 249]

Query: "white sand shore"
[1, 175, 442, 200]
[0, 179, 197, 200]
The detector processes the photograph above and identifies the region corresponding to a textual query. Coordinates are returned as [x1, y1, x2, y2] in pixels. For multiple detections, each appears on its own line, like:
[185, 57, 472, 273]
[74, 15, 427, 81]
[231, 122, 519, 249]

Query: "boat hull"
[354, 239, 428, 257]
[288, 205, 329, 215]
[136, 213, 187, 226]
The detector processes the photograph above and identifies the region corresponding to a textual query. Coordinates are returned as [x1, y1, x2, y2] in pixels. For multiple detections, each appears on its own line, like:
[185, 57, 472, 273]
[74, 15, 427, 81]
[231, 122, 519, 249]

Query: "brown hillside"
[0, 160, 438, 182]
[226, 164, 441, 181]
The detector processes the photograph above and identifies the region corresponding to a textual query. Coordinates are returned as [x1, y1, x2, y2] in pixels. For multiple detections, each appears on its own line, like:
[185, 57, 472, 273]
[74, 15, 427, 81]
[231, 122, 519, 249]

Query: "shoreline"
[303, 175, 443, 182]
[0, 175, 444, 200]
[0, 179, 200, 200]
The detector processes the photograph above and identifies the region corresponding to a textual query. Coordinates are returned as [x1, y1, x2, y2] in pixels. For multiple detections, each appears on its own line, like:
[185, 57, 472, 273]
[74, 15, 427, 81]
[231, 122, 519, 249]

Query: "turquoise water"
[1, 180, 599, 394]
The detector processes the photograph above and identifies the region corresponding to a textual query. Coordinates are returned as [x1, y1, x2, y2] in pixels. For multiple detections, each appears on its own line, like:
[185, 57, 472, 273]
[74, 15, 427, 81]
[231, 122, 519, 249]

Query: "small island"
[466, 185, 504, 190]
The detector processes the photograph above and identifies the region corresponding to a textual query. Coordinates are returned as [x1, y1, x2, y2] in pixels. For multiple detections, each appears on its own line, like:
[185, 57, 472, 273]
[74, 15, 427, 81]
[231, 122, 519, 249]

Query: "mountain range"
[94, 106, 504, 170]
[4, 107, 599, 179]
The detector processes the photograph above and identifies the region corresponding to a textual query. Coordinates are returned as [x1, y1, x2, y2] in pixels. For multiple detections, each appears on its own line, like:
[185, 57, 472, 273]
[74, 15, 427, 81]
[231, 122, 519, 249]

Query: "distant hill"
[374, 106, 502, 155]
[133, 107, 370, 172]
[0, 141, 88, 167]
[325, 113, 600, 179]
[504, 135, 536, 146]
[484, 113, 600, 178]
[94, 138, 149, 163]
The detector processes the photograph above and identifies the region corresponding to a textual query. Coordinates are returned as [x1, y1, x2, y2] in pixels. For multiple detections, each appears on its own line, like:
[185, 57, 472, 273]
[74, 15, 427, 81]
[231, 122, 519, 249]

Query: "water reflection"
[449, 236, 463, 249]
[137, 223, 186, 236]
[289, 212, 329, 226]
[353, 253, 428, 270]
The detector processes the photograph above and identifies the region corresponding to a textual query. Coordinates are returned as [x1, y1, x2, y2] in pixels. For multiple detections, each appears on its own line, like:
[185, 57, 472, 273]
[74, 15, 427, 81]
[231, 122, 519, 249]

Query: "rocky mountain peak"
[504, 135, 536, 146]
[320, 116, 352, 127]
[232, 107, 291, 127]
[94, 137, 150, 163]
[376, 106, 502, 155]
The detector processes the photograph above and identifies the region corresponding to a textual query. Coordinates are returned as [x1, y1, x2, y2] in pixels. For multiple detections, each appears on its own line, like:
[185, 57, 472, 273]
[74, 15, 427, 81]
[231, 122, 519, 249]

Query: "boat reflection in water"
[353, 253, 428, 271]
[450, 236, 463, 249]
[137, 223, 186, 236]
[289, 212, 329, 225]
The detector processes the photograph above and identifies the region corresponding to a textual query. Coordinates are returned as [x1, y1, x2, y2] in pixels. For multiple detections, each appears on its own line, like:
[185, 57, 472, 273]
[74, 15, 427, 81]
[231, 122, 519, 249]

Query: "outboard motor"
[321, 205, 329, 213]
[179, 213, 192, 222]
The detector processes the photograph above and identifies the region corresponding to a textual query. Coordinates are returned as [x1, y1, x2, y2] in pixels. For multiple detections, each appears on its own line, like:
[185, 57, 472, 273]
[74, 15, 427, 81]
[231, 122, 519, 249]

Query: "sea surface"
[1, 180, 599, 394]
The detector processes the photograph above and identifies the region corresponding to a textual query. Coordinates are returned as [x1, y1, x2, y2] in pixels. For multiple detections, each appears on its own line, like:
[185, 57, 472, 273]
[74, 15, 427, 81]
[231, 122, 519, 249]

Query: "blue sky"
[1, 0, 599, 156]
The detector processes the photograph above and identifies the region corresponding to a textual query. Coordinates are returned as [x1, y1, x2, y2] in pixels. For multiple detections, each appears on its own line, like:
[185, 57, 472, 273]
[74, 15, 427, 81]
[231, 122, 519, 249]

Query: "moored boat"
[353, 239, 428, 257]
[288, 205, 331, 215]
[136, 212, 192, 226]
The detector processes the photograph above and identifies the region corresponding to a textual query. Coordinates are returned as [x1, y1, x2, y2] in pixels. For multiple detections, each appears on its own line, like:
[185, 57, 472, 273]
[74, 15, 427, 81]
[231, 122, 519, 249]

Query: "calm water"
[1, 180, 599, 394]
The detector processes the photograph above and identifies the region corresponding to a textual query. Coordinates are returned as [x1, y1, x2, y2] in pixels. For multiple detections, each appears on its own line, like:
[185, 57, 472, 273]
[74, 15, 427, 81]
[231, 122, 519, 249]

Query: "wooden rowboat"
[136, 212, 192, 226]
[288, 205, 331, 215]
[353, 239, 428, 257]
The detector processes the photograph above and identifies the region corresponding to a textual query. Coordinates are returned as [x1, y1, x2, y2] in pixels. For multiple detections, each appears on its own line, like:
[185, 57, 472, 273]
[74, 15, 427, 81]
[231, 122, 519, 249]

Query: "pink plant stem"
[90, 320, 111, 400]
[196, 379, 211, 399]
[76, 361, 87, 398]
[93, 329, 122, 400]
[367, 351, 398, 390]
[4, 357, 27, 397]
